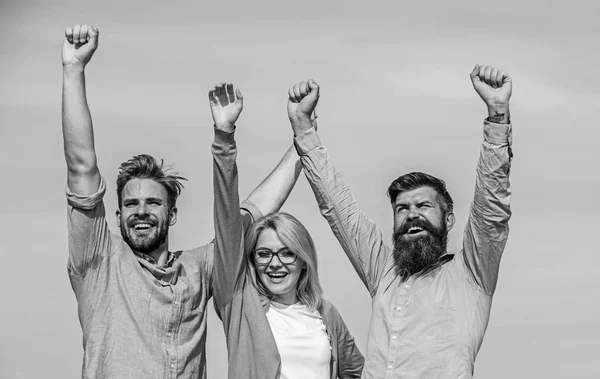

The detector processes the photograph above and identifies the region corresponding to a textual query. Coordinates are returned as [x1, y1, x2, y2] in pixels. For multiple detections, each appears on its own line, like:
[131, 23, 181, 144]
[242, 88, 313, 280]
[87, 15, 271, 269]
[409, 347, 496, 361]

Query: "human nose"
[406, 206, 420, 220]
[268, 254, 284, 268]
[135, 202, 149, 216]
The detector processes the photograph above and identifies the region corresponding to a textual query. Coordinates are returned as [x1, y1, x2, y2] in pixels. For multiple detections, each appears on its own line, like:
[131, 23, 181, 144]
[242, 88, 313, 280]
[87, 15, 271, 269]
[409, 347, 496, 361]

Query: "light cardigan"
[211, 128, 364, 379]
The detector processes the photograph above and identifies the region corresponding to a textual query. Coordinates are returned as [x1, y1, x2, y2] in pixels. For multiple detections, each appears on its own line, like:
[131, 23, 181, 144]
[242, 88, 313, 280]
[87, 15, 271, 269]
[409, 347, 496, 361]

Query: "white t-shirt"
[266, 301, 331, 379]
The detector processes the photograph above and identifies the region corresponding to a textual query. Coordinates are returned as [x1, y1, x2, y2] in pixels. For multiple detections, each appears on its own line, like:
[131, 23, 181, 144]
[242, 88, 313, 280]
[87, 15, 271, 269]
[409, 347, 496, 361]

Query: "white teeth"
[408, 227, 423, 233]
[134, 223, 152, 229]
[268, 273, 287, 277]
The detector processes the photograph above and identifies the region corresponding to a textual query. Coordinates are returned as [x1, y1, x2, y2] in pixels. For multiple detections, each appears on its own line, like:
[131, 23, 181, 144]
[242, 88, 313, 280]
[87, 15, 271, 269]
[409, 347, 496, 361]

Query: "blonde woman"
[209, 82, 364, 379]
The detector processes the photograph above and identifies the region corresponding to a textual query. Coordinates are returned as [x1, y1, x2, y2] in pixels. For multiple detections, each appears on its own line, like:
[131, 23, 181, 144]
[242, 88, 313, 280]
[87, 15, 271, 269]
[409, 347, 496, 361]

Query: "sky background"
[1, 0, 598, 378]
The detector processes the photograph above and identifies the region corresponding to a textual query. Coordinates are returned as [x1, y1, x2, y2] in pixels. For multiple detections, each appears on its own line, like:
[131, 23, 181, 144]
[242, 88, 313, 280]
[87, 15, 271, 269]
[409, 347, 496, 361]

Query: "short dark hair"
[116, 154, 187, 209]
[387, 172, 454, 214]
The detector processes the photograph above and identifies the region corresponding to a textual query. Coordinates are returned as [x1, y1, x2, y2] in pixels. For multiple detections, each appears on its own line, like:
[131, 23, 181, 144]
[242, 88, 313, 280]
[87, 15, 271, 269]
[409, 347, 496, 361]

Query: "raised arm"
[211, 83, 305, 313]
[62, 24, 112, 278]
[463, 65, 513, 295]
[244, 144, 302, 216]
[210, 83, 246, 312]
[288, 80, 391, 296]
[62, 24, 101, 195]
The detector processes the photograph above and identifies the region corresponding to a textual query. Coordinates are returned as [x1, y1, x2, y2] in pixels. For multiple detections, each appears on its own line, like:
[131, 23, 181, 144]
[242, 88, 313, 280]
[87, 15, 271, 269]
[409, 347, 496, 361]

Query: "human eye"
[280, 249, 295, 259]
[395, 205, 407, 214]
[254, 249, 272, 259]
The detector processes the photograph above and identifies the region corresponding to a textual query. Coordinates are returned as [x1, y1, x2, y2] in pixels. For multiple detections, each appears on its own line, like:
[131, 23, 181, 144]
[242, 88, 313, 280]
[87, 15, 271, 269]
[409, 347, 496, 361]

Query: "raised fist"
[470, 64, 512, 109]
[287, 79, 319, 136]
[62, 24, 99, 70]
[208, 83, 243, 132]
[287, 79, 319, 122]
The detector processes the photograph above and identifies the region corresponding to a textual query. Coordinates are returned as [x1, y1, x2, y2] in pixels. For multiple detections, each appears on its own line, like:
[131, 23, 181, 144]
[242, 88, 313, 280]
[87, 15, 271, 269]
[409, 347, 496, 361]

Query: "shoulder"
[179, 241, 216, 267]
[184, 240, 215, 255]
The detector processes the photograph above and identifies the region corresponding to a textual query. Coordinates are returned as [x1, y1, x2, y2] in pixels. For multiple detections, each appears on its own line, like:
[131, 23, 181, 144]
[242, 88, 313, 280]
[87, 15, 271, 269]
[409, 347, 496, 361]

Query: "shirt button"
[405, 284, 411, 289]
[396, 306, 402, 311]
[388, 365, 393, 370]
[392, 335, 397, 340]
[167, 332, 171, 338]
[170, 363, 175, 369]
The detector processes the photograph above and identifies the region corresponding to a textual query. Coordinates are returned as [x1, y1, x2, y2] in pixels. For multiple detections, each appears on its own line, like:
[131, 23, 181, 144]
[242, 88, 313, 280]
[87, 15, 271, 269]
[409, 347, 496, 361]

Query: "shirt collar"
[133, 251, 177, 269]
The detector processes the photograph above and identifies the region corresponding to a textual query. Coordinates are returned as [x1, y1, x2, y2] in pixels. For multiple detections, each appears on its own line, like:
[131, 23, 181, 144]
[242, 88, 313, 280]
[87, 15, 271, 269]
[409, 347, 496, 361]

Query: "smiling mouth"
[131, 223, 155, 231]
[266, 272, 288, 282]
[407, 226, 426, 235]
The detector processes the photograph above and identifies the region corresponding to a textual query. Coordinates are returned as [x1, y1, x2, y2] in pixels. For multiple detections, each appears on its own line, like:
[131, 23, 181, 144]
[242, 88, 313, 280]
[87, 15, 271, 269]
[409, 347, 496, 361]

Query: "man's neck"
[135, 247, 170, 267]
[153, 250, 170, 267]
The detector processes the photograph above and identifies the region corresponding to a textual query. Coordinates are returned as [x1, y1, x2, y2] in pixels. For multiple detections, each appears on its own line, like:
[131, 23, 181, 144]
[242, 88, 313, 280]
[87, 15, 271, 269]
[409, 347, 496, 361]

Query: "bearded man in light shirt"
[286, 65, 513, 378]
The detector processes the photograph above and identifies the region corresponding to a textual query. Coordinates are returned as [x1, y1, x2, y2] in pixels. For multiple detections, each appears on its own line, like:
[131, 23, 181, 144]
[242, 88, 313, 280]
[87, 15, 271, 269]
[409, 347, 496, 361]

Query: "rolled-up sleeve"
[462, 120, 513, 295]
[66, 176, 111, 277]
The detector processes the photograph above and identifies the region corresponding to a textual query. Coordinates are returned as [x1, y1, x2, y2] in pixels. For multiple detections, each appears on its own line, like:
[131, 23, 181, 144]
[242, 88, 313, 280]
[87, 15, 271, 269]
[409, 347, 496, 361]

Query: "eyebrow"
[394, 199, 434, 208]
[254, 247, 291, 253]
[145, 197, 164, 203]
[122, 197, 164, 203]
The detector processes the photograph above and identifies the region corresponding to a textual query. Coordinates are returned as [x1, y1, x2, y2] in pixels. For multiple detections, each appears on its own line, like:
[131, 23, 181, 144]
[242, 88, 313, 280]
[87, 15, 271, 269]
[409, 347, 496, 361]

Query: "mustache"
[127, 215, 158, 227]
[396, 218, 440, 237]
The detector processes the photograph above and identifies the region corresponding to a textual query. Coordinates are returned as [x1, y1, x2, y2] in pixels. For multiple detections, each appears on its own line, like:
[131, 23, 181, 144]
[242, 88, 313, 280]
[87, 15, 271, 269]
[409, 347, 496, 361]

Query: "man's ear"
[169, 207, 178, 226]
[115, 209, 121, 227]
[446, 212, 456, 232]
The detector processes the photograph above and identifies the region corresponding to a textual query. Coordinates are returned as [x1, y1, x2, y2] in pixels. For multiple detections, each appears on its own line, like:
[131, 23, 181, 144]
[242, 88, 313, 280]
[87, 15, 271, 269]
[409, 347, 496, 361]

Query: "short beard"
[120, 220, 169, 256]
[392, 217, 448, 280]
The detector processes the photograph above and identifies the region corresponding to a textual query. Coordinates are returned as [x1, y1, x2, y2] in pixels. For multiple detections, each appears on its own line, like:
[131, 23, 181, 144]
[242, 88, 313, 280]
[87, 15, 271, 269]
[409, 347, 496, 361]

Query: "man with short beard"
[286, 65, 513, 378]
[62, 24, 302, 378]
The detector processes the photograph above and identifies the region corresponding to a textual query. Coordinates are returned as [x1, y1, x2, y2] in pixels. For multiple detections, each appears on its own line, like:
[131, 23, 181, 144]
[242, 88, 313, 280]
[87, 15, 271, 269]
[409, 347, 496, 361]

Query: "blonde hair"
[245, 212, 323, 311]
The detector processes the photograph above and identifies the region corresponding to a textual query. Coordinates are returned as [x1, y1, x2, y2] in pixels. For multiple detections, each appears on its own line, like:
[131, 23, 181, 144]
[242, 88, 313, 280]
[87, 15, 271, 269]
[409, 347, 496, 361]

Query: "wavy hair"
[116, 154, 187, 209]
[245, 212, 323, 311]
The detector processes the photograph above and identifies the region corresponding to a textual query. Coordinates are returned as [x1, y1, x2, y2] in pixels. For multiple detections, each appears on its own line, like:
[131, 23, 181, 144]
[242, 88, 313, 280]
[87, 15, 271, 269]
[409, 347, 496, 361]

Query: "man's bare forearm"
[487, 105, 510, 124]
[61, 24, 101, 195]
[245, 144, 302, 216]
[62, 68, 100, 195]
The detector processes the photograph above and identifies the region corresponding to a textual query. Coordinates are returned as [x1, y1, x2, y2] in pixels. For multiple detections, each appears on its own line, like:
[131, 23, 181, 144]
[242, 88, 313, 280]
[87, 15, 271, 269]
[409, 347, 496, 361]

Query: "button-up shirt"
[66, 177, 214, 379]
[294, 120, 512, 379]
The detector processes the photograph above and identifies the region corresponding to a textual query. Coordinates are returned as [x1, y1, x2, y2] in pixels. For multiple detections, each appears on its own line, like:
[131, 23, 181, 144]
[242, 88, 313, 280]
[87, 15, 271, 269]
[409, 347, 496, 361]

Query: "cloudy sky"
[1, 0, 598, 378]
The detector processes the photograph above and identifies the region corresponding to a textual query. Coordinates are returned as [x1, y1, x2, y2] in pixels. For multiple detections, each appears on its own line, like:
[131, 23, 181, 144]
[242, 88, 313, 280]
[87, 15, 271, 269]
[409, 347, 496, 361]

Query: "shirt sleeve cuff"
[293, 127, 322, 155]
[213, 126, 236, 145]
[240, 200, 263, 223]
[483, 120, 512, 146]
[66, 176, 107, 210]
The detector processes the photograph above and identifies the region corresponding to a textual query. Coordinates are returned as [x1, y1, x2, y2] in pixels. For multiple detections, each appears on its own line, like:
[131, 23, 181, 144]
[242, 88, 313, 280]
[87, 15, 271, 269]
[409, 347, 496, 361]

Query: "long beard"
[120, 219, 169, 255]
[392, 217, 448, 279]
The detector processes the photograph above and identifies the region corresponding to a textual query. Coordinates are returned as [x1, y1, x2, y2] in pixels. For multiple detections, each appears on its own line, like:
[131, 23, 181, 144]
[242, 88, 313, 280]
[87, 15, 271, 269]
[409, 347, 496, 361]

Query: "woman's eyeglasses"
[252, 248, 298, 264]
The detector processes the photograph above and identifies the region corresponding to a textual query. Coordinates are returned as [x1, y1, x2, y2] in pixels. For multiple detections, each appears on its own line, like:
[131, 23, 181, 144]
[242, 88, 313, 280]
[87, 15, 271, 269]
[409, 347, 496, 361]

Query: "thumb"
[469, 64, 480, 84]
[88, 26, 99, 49]
[235, 88, 244, 104]
[502, 75, 513, 92]
[307, 79, 320, 99]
